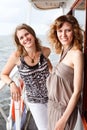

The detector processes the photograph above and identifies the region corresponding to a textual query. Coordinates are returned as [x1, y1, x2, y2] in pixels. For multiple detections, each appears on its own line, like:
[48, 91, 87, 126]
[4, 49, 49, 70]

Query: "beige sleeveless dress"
[46, 62, 78, 130]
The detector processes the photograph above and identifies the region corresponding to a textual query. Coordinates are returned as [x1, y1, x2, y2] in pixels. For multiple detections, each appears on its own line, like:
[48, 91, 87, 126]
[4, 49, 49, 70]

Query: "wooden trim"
[84, 0, 87, 53]
[70, 0, 83, 9]
[82, 0, 87, 121]
[82, 115, 87, 130]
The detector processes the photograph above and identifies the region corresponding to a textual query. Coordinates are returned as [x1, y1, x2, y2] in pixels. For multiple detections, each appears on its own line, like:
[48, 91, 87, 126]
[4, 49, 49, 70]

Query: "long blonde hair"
[13, 23, 42, 56]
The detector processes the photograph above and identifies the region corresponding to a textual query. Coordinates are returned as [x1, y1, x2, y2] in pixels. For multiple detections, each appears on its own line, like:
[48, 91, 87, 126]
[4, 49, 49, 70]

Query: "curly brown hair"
[13, 23, 42, 56]
[48, 15, 83, 54]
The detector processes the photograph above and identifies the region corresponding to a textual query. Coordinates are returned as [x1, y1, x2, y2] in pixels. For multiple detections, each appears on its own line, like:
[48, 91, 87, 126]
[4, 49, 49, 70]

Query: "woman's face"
[17, 29, 35, 49]
[57, 22, 73, 48]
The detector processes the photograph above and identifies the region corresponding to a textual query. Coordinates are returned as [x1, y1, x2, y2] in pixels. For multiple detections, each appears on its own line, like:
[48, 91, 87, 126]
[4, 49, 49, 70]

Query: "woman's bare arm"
[1, 51, 21, 101]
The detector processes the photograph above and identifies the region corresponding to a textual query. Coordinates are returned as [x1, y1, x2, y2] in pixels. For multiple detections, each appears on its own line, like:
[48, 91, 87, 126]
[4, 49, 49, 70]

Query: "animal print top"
[17, 54, 49, 103]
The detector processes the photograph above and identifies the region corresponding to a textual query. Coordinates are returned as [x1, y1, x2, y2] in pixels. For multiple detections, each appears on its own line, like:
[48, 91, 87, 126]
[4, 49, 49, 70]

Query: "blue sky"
[0, 0, 63, 35]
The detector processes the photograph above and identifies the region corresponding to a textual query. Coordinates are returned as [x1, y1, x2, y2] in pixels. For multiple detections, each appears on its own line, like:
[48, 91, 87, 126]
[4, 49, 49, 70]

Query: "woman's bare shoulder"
[41, 46, 51, 58]
[71, 49, 83, 57]
[8, 51, 21, 65]
[71, 49, 84, 64]
[10, 50, 20, 58]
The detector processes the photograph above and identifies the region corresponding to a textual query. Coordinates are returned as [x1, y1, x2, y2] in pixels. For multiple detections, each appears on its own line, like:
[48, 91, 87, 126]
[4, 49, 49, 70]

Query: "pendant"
[31, 59, 34, 63]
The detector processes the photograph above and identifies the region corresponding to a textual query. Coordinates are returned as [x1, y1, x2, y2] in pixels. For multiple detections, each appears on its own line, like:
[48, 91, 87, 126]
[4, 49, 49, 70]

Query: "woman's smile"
[57, 22, 73, 46]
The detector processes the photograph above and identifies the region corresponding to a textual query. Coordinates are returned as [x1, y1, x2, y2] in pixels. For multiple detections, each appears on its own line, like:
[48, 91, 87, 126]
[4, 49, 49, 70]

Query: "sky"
[0, 0, 85, 35]
[0, 0, 30, 35]
[0, 0, 63, 35]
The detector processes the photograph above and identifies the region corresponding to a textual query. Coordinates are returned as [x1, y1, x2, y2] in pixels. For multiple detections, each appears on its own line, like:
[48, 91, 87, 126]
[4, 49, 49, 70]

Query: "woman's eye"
[66, 29, 71, 32]
[19, 36, 23, 40]
[25, 32, 29, 36]
[57, 30, 62, 33]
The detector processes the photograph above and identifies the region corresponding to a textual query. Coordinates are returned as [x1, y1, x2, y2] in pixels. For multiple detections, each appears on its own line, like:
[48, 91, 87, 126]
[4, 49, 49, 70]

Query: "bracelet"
[8, 80, 14, 87]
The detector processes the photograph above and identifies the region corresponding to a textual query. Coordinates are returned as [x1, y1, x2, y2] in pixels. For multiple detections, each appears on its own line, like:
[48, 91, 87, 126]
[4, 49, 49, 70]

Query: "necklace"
[28, 55, 35, 63]
[59, 45, 73, 62]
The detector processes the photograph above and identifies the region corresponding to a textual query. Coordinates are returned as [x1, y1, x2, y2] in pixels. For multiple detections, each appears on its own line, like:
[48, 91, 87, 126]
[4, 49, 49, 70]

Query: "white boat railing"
[0, 66, 21, 130]
[14, 101, 21, 130]
[6, 101, 21, 130]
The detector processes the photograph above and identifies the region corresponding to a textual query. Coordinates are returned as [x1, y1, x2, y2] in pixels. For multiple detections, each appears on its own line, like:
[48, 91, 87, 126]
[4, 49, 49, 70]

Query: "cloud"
[0, 23, 19, 35]
[0, 0, 63, 35]
[0, 8, 25, 23]
[0, 0, 26, 8]
[0, 0, 30, 35]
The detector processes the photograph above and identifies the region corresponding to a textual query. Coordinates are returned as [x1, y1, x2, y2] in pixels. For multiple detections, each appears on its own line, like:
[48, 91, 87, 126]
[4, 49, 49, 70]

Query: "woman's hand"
[54, 118, 66, 130]
[10, 82, 21, 101]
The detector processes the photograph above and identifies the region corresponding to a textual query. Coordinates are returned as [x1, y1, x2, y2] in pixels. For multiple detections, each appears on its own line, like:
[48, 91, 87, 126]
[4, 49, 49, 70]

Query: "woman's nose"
[62, 31, 66, 36]
[23, 36, 27, 41]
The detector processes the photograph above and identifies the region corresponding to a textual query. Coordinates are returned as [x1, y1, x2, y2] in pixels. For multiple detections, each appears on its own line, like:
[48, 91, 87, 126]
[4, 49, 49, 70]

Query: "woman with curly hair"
[46, 15, 84, 130]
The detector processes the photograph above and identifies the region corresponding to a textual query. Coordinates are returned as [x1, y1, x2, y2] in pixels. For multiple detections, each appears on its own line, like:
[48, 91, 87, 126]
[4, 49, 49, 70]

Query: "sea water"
[0, 35, 15, 129]
[0, 35, 58, 130]
[0, 35, 15, 72]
